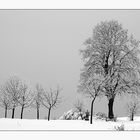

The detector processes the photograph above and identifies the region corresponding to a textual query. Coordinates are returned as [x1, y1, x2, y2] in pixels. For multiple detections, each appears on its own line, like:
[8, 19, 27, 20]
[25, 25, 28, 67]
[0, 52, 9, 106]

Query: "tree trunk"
[37, 107, 39, 119]
[131, 113, 134, 121]
[12, 107, 15, 119]
[48, 108, 51, 121]
[108, 97, 114, 119]
[21, 105, 24, 119]
[90, 98, 95, 124]
[5, 106, 7, 118]
[79, 111, 83, 120]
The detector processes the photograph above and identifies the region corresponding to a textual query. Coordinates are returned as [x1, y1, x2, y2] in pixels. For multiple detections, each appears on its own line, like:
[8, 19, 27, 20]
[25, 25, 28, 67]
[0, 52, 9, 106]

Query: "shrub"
[95, 112, 107, 120]
[114, 124, 125, 131]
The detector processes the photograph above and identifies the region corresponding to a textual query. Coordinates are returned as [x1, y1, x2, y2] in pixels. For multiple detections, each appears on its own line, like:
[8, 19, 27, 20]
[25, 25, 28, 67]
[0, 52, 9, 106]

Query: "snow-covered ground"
[1, 117, 140, 130]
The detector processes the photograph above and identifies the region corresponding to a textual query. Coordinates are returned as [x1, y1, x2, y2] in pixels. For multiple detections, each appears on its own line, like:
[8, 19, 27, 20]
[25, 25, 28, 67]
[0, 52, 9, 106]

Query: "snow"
[0, 109, 140, 130]
[1, 117, 140, 130]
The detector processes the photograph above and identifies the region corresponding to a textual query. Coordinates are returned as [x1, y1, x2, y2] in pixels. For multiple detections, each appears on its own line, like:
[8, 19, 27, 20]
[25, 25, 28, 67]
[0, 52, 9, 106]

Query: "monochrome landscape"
[0, 10, 140, 130]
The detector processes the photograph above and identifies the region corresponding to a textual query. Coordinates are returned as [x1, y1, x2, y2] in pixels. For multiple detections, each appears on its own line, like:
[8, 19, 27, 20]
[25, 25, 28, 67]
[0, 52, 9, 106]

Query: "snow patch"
[0, 116, 140, 130]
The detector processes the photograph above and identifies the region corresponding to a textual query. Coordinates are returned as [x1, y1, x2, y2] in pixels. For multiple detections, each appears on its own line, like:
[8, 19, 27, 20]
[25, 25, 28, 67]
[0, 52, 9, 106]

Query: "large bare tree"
[79, 20, 140, 120]
[42, 86, 62, 121]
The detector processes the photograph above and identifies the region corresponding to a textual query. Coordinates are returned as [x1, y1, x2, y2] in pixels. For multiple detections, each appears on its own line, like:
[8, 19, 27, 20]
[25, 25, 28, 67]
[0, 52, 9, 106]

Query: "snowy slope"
[0, 117, 140, 130]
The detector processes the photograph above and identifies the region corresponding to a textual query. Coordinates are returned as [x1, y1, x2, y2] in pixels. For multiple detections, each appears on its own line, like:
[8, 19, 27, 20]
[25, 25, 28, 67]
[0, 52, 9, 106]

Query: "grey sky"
[0, 10, 140, 119]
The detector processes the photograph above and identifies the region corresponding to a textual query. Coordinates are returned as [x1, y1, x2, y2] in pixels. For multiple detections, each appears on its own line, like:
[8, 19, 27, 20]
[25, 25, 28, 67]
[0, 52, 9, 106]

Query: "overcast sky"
[0, 10, 140, 119]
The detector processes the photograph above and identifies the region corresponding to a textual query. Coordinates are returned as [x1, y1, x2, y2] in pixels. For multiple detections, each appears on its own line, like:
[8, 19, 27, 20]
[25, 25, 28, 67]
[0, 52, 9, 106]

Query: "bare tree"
[42, 86, 62, 121]
[74, 99, 85, 120]
[0, 85, 12, 118]
[4, 76, 21, 119]
[74, 99, 84, 120]
[80, 20, 140, 120]
[78, 74, 107, 124]
[74, 99, 84, 112]
[126, 96, 140, 121]
[18, 83, 34, 119]
[33, 84, 44, 119]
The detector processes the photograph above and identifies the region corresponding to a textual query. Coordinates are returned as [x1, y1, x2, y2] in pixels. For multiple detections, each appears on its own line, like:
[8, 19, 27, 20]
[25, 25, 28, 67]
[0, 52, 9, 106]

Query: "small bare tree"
[74, 99, 84, 112]
[0, 85, 12, 118]
[33, 84, 44, 119]
[74, 99, 85, 120]
[42, 86, 62, 121]
[4, 76, 21, 119]
[126, 96, 140, 121]
[18, 83, 34, 119]
[78, 74, 107, 124]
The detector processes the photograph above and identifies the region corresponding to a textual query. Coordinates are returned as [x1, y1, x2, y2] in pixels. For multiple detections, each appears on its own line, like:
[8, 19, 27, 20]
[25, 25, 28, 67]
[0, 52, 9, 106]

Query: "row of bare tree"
[0, 76, 61, 120]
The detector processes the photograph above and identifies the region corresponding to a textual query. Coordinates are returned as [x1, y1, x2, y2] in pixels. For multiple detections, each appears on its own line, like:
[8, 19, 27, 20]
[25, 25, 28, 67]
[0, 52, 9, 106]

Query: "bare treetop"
[0, 85, 12, 109]
[4, 76, 22, 108]
[80, 20, 140, 98]
[34, 84, 44, 107]
[74, 99, 85, 112]
[18, 83, 34, 108]
[42, 86, 62, 109]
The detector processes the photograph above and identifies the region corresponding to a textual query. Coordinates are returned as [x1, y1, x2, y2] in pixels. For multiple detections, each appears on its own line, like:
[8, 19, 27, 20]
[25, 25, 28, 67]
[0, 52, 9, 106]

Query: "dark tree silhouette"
[42, 86, 62, 121]
[85, 110, 90, 121]
[79, 20, 140, 120]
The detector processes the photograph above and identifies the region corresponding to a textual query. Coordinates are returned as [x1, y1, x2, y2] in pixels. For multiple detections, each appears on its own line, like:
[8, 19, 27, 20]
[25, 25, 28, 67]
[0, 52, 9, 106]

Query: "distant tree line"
[0, 76, 62, 120]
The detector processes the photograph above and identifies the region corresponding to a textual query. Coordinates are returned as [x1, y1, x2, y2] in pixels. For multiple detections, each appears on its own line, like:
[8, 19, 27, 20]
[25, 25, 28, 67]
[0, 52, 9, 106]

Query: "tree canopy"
[79, 20, 140, 119]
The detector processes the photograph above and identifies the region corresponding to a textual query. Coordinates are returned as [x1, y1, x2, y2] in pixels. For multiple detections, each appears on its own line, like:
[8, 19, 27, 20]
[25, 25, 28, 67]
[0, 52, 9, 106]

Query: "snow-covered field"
[1, 117, 140, 130]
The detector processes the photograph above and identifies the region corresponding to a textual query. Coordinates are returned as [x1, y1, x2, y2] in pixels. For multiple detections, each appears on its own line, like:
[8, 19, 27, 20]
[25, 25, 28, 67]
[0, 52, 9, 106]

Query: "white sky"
[0, 10, 140, 119]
